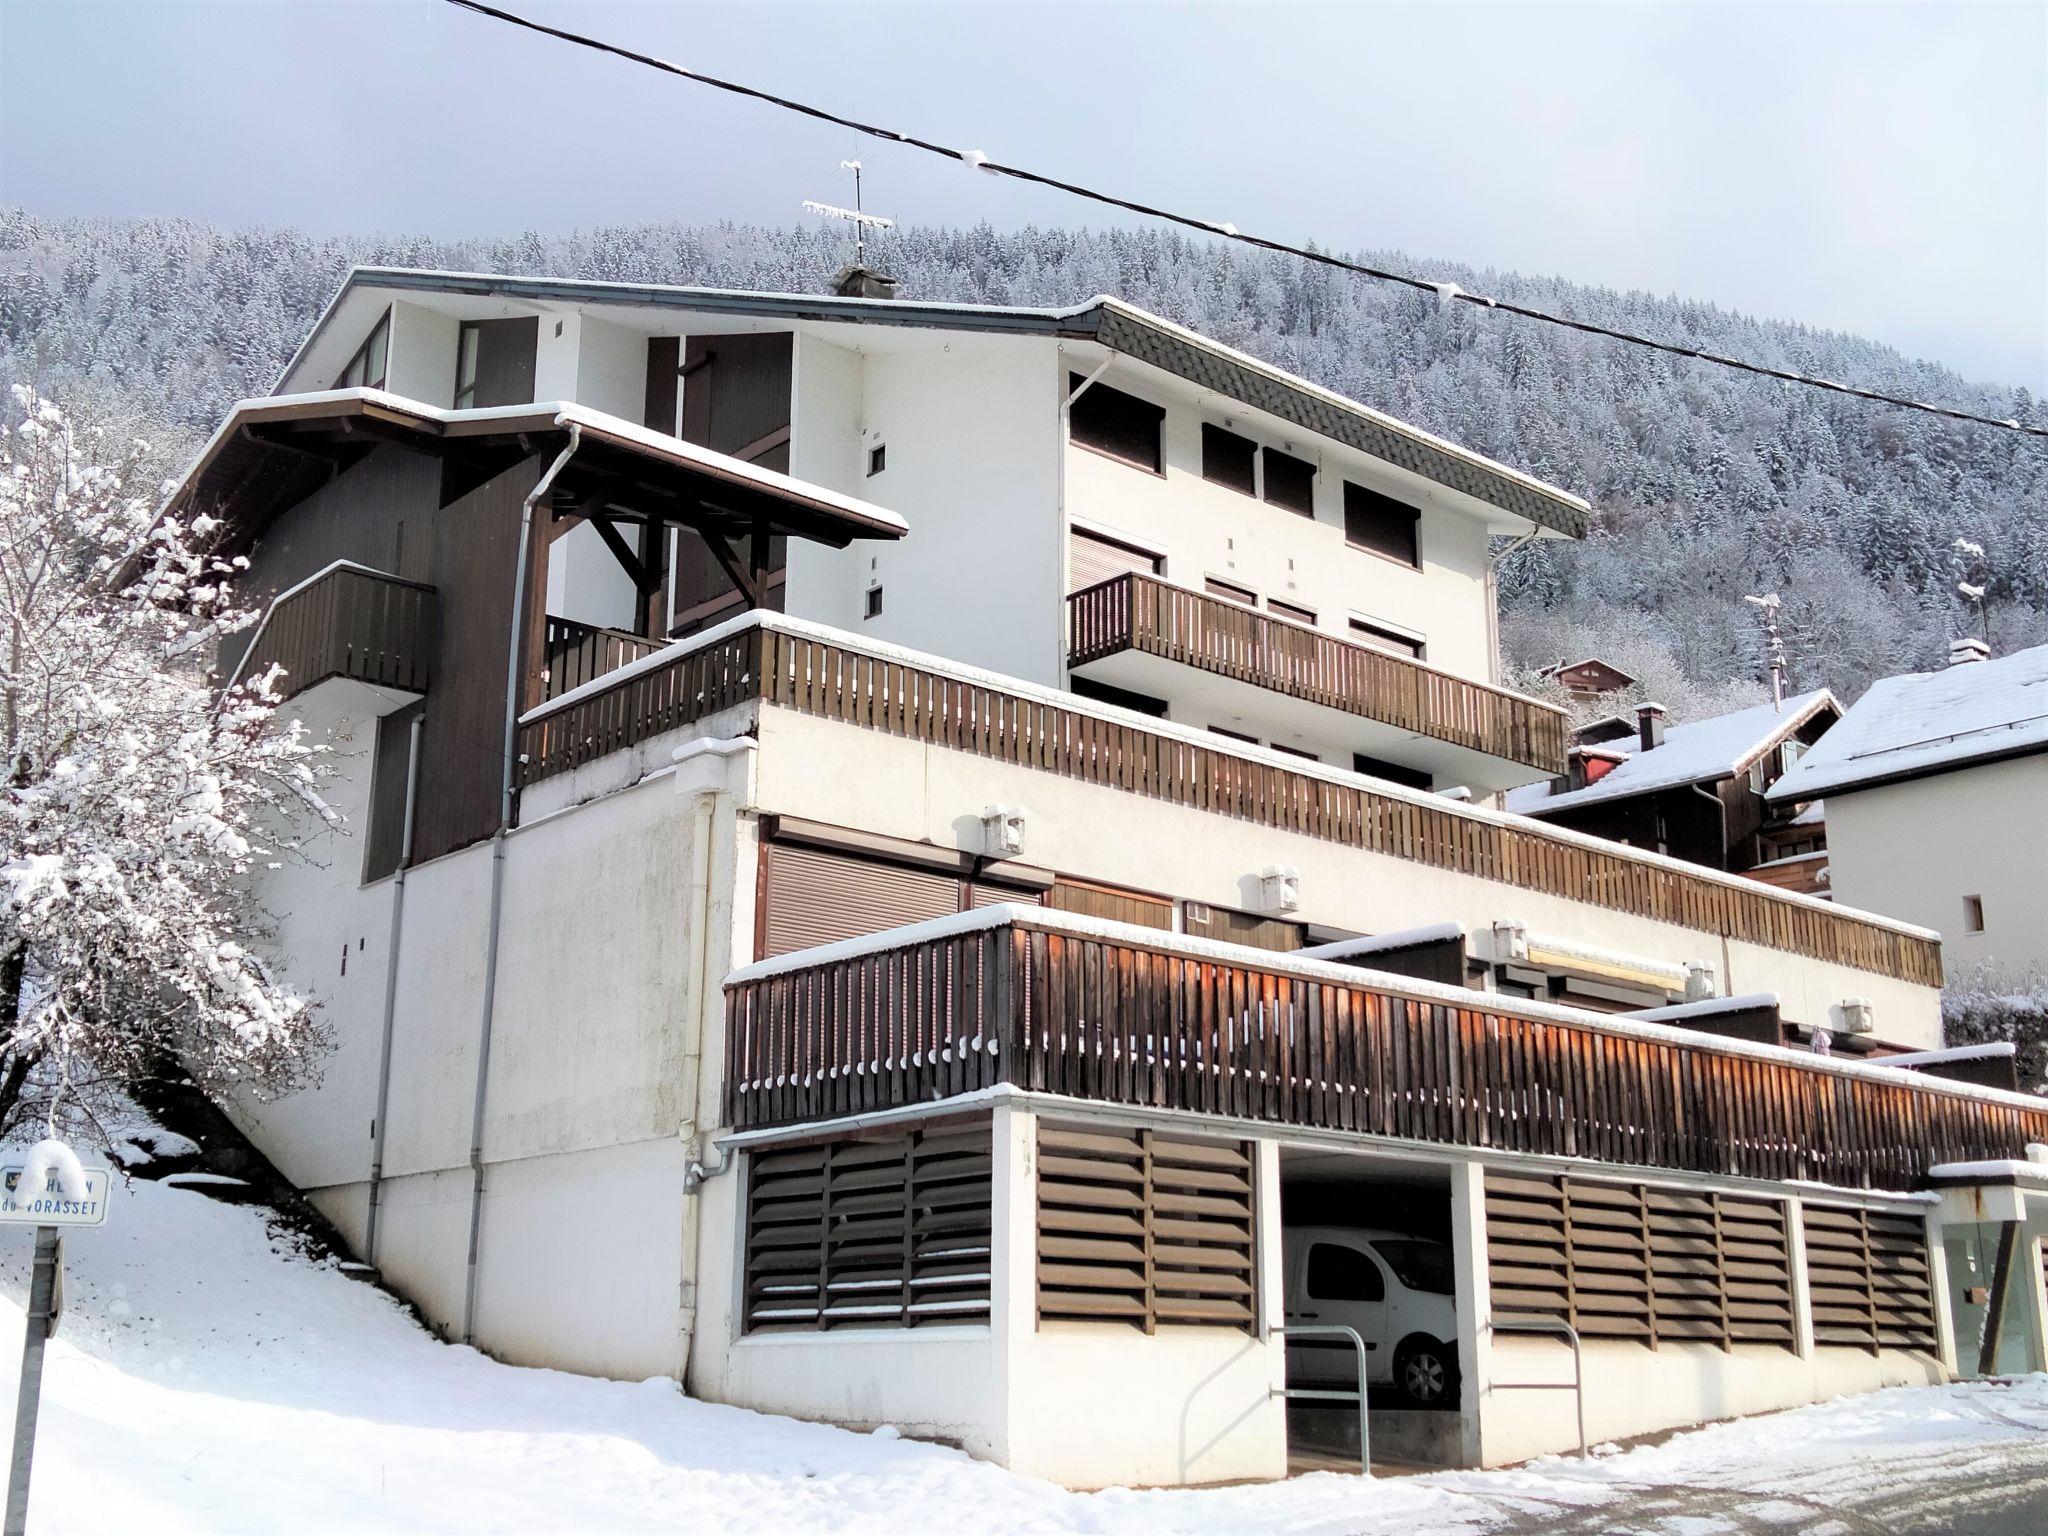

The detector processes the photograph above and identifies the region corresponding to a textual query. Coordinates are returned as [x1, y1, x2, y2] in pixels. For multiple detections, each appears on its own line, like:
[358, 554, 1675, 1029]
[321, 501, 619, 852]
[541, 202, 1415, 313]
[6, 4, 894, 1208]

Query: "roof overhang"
[280, 267, 1592, 539]
[153, 389, 907, 569]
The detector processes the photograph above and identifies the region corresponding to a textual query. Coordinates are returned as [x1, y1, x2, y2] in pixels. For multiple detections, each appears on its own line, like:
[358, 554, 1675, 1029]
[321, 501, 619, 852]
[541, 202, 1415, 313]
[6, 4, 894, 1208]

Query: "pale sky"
[3, 0, 2044, 389]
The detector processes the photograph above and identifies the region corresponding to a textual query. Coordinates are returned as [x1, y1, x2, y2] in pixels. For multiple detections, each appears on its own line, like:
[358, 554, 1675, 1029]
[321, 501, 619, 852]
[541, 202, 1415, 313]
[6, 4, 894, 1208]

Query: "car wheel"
[1394, 1336, 1459, 1409]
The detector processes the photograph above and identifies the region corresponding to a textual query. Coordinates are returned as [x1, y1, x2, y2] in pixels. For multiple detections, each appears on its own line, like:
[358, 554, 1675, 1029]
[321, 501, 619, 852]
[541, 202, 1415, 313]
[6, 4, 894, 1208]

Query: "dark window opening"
[864, 585, 884, 620]
[1209, 724, 1260, 744]
[1307, 1242, 1384, 1302]
[1262, 448, 1317, 517]
[1069, 374, 1164, 473]
[1353, 753, 1433, 792]
[868, 443, 887, 477]
[1269, 598, 1317, 627]
[454, 316, 539, 410]
[361, 701, 423, 884]
[1349, 616, 1425, 659]
[1201, 424, 1257, 495]
[1964, 894, 1985, 933]
[333, 308, 391, 392]
[1270, 743, 1320, 761]
[1204, 577, 1258, 608]
[1345, 481, 1421, 567]
[1070, 675, 1169, 718]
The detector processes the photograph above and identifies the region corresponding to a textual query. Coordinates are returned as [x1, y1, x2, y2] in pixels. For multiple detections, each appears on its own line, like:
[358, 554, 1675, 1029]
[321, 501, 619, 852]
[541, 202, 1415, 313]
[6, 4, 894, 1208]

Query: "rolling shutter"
[759, 843, 959, 959]
[1068, 528, 1162, 593]
[743, 1120, 994, 1332]
[1801, 1205, 1938, 1354]
[1035, 1123, 1257, 1333]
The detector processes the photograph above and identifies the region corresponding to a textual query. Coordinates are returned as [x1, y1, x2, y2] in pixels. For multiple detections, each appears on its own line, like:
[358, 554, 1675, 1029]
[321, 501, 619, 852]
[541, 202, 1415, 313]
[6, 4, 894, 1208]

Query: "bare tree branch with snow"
[1, 388, 333, 1146]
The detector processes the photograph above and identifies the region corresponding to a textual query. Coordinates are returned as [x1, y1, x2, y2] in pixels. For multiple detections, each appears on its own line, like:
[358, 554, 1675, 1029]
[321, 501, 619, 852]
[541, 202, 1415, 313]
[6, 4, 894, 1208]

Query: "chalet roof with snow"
[274, 267, 1591, 538]
[1508, 690, 1840, 816]
[1767, 644, 2048, 801]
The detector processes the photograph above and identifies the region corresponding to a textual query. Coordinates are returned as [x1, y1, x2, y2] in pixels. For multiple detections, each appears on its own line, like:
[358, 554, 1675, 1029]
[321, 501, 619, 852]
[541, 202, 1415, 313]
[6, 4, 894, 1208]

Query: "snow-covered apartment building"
[164, 268, 2048, 1486]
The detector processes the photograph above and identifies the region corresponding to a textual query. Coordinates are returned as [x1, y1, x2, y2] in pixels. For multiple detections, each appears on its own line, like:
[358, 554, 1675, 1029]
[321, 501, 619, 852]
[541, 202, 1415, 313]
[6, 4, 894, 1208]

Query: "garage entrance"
[1278, 1149, 1472, 1473]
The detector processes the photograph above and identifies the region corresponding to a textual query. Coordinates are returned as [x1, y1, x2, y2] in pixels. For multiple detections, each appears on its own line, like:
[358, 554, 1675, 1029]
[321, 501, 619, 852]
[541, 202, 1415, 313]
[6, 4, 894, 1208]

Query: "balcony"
[1068, 573, 1567, 790]
[236, 563, 436, 703]
[723, 909, 2045, 1189]
[541, 616, 666, 703]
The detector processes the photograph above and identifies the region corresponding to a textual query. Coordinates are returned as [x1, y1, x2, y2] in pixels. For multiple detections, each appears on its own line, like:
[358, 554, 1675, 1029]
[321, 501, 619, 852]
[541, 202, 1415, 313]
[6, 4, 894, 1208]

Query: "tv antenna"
[803, 160, 894, 266]
[1744, 593, 1786, 710]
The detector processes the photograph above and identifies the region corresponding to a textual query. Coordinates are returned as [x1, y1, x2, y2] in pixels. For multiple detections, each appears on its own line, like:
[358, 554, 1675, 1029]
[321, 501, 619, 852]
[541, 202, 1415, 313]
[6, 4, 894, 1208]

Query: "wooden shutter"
[1487, 1171, 1795, 1351]
[742, 1121, 993, 1333]
[1344, 481, 1420, 566]
[1068, 375, 1164, 472]
[1046, 879, 1174, 931]
[1802, 1205, 1938, 1354]
[759, 843, 960, 958]
[1183, 902, 1304, 953]
[1036, 1124, 1256, 1333]
[1068, 528, 1162, 592]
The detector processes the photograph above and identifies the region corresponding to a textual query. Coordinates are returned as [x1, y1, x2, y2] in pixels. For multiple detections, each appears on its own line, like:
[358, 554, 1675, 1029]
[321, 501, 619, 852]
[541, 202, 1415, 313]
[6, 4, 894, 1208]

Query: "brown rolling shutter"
[1035, 1123, 1256, 1333]
[1068, 528, 1162, 593]
[968, 881, 1044, 909]
[759, 843, 960, 959]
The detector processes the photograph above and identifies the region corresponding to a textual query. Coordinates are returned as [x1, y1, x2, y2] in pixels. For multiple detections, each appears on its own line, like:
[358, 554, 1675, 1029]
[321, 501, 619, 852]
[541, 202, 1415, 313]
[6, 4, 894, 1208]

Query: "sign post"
[0, 1158, 111, 1536]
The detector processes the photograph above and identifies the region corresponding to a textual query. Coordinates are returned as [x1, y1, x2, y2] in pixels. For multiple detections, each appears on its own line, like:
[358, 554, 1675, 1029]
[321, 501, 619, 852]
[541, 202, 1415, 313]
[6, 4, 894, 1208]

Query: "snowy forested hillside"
[3, 206, 2043, 704]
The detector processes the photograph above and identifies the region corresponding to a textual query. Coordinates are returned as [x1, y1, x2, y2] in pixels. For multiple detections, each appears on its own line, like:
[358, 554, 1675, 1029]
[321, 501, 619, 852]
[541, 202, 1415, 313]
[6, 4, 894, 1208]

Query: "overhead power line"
[444, 0, 2045, 440]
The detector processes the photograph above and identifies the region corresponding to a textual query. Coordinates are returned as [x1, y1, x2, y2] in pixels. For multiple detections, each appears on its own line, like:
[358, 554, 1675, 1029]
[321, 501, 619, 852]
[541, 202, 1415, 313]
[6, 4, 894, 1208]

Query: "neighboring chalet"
[162, 267, 2048, 1489]
[1539, 656, 1635, 704]
[1506, 692, 1839, 899]
[1771, 638, 2048, 982]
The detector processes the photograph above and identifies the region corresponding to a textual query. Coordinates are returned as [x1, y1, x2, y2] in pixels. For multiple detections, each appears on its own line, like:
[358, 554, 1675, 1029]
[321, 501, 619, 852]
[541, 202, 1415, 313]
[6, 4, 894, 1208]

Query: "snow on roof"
[1507, 690, 1838, 816]
[1769, 643, 2048, 802]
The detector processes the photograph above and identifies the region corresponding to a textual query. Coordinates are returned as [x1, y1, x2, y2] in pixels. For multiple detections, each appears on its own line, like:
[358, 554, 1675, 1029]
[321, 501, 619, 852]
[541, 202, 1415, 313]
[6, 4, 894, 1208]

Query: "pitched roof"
[278, 267, 1591, 538]
[1508, 690, 1839, 816]
[1767, 644, 2048, 801]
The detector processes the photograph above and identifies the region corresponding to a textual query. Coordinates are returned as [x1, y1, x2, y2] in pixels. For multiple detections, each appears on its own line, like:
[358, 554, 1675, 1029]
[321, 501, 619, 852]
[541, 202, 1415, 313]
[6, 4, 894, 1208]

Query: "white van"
[1282, 1225, 1460, 1408]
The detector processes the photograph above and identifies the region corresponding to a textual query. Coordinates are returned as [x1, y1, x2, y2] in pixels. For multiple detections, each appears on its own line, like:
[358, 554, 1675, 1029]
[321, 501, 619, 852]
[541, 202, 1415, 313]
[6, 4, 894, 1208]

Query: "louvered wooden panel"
[1036, 1124, 1256, 1333]
[1801, 1204, 1937, 1355]
[759, 843, 961, 959]
[1488, 1170, 1793, 1352]
[742, 1120, 993, 1333]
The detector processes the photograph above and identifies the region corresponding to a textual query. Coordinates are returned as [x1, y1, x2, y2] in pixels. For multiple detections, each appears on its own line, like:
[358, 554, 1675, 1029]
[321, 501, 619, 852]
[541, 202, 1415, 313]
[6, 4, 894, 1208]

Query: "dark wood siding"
[742, 1119, 994, 1331]
[1045, 879, 1175, 930]
[1035, 1123, 1257, 1332]
[681, 332, 793, 456]
[1182, 902, 1304, 952]
[643, 336, 680, 433]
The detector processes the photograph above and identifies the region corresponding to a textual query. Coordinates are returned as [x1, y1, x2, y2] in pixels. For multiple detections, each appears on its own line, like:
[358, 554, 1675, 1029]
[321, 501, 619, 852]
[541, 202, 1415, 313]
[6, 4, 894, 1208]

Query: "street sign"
[0, 1166, 111, 1227]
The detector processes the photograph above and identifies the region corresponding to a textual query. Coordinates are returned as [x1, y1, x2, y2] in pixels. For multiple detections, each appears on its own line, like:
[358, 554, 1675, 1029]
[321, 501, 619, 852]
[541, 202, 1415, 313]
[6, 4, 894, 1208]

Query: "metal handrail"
[1488, 1313, 1587, 1458]
[1273, 1323, 1372, 1476]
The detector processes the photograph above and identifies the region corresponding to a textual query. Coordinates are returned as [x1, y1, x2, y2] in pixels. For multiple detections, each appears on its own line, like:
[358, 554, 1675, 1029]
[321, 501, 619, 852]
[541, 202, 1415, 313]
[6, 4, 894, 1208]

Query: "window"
[1270, 743, 1320, 762]
[867, 443, 887, 477]
[1068, 374, 1164, 473]
[1964, 895, 1985, 933]
[361, 700, 422, 883]
[1349, 616, 1425, 659]
[454, 316, 539, 410]
[1307, 1243, 1384, 1303]
[1269, 598, 1317, 627]
[1067, 528, 1163, 592]
[1209, 724, 1260, 744]
[332, 308, 391, 391]
[1070, 675, 1169, 718]
[1345, 481, 1421, 567]
[1204, 577, 1258, 607]
[1372, 1240, 1455, 1297]
[1353, 753, 1433, 792]
[1262, 448, 1316, 517]
[1201, 423, 1257, 495]
[864, 585, 884, 619]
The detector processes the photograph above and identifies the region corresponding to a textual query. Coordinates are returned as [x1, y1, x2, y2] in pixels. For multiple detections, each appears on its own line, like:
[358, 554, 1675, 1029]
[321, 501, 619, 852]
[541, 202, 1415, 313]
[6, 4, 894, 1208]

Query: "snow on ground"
[0, 1176, 2042, 1535]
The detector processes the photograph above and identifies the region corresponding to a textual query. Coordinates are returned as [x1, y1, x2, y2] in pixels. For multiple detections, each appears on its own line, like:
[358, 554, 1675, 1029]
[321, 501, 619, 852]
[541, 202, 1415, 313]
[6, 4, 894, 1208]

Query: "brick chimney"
[1949, 636, 1991, 667]
[831, 264, 899, 300]
[1637, 702, 1667, 752]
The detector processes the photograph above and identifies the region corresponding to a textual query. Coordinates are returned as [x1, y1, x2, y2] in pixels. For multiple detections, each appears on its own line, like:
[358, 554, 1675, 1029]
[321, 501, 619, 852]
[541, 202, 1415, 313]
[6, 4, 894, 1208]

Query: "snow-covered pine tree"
[0, 388, 333, 1145]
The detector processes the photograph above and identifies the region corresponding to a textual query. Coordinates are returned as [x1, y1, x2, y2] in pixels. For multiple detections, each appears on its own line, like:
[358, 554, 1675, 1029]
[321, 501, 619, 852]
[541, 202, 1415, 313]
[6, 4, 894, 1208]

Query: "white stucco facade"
[1823, 754, 2048, 982]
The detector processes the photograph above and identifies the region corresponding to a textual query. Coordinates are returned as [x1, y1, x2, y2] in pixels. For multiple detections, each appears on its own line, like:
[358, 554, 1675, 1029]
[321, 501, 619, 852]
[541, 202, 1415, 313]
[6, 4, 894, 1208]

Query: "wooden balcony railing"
[1069, 572, 1569, 775]
[514, 617, 1942, 986]
[237, 563, 436, 702]
[542, 616, 665, 702]
[724, 912, 2045, 1191]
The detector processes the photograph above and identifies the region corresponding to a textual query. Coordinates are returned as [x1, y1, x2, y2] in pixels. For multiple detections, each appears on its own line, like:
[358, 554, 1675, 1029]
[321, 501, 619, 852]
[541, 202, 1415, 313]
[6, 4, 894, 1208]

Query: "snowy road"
[1, 1176, 2043, 1536]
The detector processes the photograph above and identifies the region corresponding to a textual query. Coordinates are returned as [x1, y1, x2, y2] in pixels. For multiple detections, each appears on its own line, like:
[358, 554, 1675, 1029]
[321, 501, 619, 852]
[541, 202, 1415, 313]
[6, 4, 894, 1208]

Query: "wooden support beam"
[702, 532, 761, 609]
[586, 513, 654, 595]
